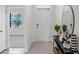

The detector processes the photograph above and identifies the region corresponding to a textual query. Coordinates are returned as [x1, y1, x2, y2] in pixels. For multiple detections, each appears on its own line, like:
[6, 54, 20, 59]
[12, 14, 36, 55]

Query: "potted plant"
[62, 24, 67, 33]
[62, 24, 67, 35]
[61, 24, 68, 40]
[54, 24, 61, 35]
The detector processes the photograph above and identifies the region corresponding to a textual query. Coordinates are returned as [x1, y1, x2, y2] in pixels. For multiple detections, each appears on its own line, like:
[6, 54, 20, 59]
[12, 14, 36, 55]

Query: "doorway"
[6, 6, 25, 54]
[28, 7, 53, 54]
[36, 8, 51, 42]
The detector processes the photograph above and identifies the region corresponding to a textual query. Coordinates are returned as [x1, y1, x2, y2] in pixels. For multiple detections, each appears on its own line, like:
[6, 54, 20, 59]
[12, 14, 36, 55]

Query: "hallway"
[2, 41, 53, 54]
[28, 41, 53, 54]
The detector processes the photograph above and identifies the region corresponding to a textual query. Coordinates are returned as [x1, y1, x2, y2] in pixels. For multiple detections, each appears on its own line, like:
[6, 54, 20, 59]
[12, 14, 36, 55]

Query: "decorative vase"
[59, 32, 66, 42]
[59, 33, 63, 42]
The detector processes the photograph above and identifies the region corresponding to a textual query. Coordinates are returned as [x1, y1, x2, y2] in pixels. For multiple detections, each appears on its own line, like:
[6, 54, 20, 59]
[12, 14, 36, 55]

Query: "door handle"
[70, 24, 72, 29]
[0, 30, 2, 32]
[36, 24, 39, 29]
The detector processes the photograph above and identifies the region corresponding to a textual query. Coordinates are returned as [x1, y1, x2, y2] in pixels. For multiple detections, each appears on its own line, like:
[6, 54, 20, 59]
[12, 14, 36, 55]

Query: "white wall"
[50, 5, 65, 36]
[24, 5, 34, 52]
[51, 6, 57, 35]
[50, 6, 56, 42]
[55, 5, 64, 25]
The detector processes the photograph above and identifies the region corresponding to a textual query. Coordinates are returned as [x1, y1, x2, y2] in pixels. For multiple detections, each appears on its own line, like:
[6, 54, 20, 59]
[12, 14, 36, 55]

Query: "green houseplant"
[62, 24, 68, 39]
[62, 24, 67, 33]
[54, 24, 61, 35]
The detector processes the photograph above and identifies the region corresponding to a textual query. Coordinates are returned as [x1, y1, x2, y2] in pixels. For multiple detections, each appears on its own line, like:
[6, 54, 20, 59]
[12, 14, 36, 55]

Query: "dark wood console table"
[53, 36, 73, 54]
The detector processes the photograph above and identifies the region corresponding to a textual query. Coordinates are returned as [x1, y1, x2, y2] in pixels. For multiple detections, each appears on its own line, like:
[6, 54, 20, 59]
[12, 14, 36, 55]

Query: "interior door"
[36, 8, 51, 42]
[0, 6, 6, 52]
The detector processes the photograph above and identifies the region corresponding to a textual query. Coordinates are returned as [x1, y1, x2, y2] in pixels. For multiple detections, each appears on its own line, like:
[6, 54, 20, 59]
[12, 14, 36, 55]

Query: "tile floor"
[1, 41, 53, 54]
[1, 48, 24, 54]
[9, 48, 25, 54]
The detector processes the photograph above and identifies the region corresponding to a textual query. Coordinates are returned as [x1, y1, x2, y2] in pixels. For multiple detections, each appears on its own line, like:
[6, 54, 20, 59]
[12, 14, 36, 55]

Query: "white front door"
[7, 6, 25, 49]
[36, 8, 51, 42]
[0, 6, 6, 52]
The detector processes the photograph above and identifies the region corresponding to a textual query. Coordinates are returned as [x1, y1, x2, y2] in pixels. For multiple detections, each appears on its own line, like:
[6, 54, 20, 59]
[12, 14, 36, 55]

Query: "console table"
[53, 35, 73, 54]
